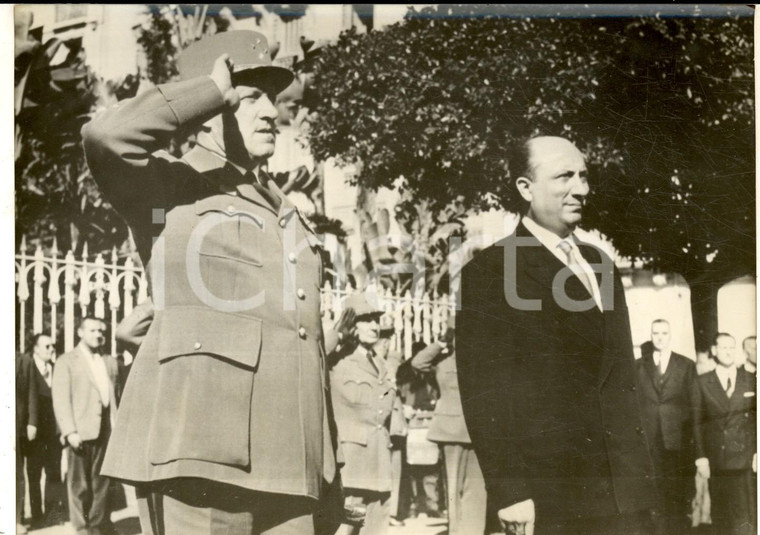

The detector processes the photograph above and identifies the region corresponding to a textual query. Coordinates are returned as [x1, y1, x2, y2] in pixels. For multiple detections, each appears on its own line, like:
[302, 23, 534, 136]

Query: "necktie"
[366, 350, 380, 374]
[557, 240, 595, 298]
[725, 376, 733, 398]
[43, 364, 52, 387]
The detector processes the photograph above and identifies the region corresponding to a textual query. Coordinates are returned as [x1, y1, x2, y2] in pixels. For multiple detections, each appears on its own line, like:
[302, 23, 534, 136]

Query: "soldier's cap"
[344, 292, 384, 320]
[178, 30, 294, 93]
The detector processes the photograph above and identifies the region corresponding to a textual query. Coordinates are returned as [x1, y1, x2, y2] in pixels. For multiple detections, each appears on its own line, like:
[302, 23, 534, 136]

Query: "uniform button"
[378, 394, 384, 399]
[279, 219, 287, 228]
[298, 327, 307, 339]
[288, 252, 297, 263]
[227, 205, 236, 213]
[631, 384, 637, 391]
[378, 409, 383, 414]
[636, 426, 644, 436]
[378, 379, 383, 385]
[193, 342, 202, 350]
[605, 430, 612, 437]
[297, 288, 306, 300]
[377, 425, 382, 429]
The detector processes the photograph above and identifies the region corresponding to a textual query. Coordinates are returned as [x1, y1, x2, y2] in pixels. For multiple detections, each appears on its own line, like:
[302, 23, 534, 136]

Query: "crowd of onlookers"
[16, 307, 757, 535]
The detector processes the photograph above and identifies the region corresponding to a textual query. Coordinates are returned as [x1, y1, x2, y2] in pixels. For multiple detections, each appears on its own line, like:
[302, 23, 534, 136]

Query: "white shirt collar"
[521, 216, 603, 310]
[653, 349, 672, 369]
[33, 354, 49, 369]
[521, 216, 576, 258]
[714, 365, 737, 389]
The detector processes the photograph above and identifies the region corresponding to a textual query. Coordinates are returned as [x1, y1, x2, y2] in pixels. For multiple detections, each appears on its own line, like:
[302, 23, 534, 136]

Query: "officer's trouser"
[338, 490, 390, 535]
[136, 480, 315, 535]
[443, 443, 487, 535]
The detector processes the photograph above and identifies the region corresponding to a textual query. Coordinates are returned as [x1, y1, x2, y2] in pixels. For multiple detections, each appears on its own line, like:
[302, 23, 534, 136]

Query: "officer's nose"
[260, 96, 278, 122]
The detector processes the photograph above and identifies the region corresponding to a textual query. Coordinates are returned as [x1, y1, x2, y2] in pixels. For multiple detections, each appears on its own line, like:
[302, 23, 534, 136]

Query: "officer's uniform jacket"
[693, 367, 757, 471]
[329, 344, 401, 492]
[411, 343, 471, 444]
[82, 76, 336, 499]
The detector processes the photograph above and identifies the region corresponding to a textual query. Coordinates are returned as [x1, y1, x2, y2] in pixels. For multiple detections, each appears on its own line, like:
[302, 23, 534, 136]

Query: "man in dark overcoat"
[82, 31, 337, 534]
[636, 319, 696, 534]
[456, 136, 659, 534]
[693, 333, 756, 535]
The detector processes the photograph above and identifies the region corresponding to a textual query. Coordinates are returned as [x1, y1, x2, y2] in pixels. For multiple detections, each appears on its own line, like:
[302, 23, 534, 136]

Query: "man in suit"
[23, 334, 66, 527]
[457, 136, 658, 534]
[411, 324, 487, 535]
[83, 31, 337, 534]
[52, 317, 118, 535]
[328, 292, 405, 534]
[693, 333, 757, 535]
[636, 319, 696, 534]
[16, 350, 38, 534]
[741, 335, 756, 374]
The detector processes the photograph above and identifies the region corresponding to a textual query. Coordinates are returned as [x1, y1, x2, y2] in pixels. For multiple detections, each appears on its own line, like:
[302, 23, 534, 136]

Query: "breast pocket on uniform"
[343, 379, 373, 406]
[148, 306, 262, 468]
[193, 197, 264, 266]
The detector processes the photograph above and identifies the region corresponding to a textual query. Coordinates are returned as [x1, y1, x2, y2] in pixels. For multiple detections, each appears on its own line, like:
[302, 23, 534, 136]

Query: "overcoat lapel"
[642, 353, 662, 394]
[705, 371, 731, 411]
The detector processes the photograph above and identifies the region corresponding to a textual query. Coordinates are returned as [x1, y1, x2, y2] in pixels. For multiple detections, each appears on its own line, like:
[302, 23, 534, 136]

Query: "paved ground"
[23, 485, 449, 535]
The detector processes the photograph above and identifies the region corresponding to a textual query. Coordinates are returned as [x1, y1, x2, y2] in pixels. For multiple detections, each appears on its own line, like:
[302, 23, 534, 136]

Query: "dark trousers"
[408, 464, 440, 515]
[649, 437, 691, 535]
[26, 435, 64, 522]
[136, 480, 316, 535]
[67, 411, 111, 534]
[710, 469, 756, 535]
[17, 445, 25, 525]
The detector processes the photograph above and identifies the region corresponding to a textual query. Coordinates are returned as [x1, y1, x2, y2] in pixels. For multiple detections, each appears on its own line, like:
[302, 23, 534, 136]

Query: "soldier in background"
[329, 292, 405, 534]
[411, 321, 487, 534]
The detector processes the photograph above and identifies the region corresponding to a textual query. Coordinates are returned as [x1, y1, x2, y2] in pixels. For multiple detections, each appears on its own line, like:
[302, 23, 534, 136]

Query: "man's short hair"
[79, 315, 106, 329]
[31, 332, 49, 349]
[712, 332, 734, 346]
[506, 136, 534, 214]
[743, 335, 756, 349]
[651, 318, 670, 328]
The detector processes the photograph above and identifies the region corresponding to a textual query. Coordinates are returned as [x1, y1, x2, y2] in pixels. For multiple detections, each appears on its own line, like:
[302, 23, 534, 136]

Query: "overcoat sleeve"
[115, 298, 155, 354]
[410, 342, 443, 373]
[456, 246, 532, 509]
[691, 378, 706, 460]
[81, 76, 226, 220]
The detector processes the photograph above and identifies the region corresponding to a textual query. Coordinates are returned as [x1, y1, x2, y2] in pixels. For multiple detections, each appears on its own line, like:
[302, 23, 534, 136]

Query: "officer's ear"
[515, 175, 533, 203]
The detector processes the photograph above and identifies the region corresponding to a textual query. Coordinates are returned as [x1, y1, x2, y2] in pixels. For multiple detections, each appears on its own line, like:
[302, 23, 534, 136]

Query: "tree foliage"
[309, 6, 754, 286]
[15, 14, 133, 254]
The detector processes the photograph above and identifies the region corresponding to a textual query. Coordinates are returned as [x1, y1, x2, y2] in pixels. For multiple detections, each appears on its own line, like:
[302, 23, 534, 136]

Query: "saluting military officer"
[329, 293, 404, 535]
[82, 31, 337, 534]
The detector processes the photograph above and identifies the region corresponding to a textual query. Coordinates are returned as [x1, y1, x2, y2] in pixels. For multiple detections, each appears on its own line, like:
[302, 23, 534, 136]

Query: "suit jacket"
[329, 345, 402, 492]
[636, 351, 696, 452]
[692, 368, 756, 472]
[52, 345, 118, 441]
[456, 222, 657, 523]
[26, 356, 58, 441]
[16, 353, 38, 444]
[411, 343, 471, 444]
[83, 76, 336, 499]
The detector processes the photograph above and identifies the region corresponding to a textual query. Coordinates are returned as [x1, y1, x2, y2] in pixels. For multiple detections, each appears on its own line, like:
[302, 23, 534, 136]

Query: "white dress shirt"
[79, 344, 111, 408]
[521, 217, 603, 310]
[653, 350, 672, 375]
[33, 355, 53, 388]
[714, 365, 737, 397]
